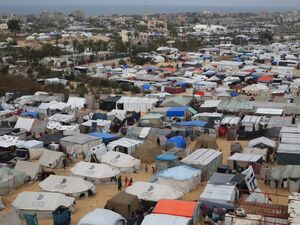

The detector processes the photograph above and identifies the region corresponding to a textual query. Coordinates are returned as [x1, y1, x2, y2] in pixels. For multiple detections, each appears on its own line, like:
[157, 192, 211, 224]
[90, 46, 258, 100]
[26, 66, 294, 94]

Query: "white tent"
[70, 162, 120, 184]
[14, 117, 35, 132]
[125, 181, 183, 202]
[228, 153, 262, 170]
[12, 191, 75, 219]
[101, 151, 141, 173]
[106, 138, 143, 155]
[14, 161, 41, 180]
[141, 214, 191, 225]
[16, 140, 43, 149]
[39, 175, 96, 198]
[200, 184, 237, 209]
[248, 137, 276, 148]
[246, 188, 271, 204]
[38, 149, 65, 168]
[81, 119, 111, 133]
[85, 143, 108, 162]
[0, 135, 24, 148]
[67, 96, 86, 109]
[181, 149, 223, 181]
[78, 208, 125, 225]
[0, 211, 23, 225]
[156, 165, 201, 194]
[242, 84, 269, 95]
[116, 97, 158, 113]
[60, 133, 101, 155]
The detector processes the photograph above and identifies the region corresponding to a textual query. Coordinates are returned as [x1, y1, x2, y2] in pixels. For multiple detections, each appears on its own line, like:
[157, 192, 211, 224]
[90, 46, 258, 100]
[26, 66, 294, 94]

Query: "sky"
[0, 0, 299, 6]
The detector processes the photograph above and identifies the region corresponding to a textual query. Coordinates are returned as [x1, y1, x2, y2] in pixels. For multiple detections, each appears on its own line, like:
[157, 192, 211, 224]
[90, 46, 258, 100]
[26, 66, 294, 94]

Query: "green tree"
[7, 19, 21, 35]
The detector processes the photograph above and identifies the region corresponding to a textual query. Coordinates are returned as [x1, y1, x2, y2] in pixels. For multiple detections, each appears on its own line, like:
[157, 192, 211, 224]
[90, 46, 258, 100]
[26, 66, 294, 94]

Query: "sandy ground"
[0, 138, 291, 225]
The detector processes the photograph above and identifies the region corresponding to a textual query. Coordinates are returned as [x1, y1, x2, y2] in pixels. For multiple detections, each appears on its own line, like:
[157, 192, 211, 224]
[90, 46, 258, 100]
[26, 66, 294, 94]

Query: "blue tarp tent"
[175, 120, 207, 127]
[166, 107, 187, 117]
[21, 111, 38, 118]
[175, 82, 187, 88]
[156, 153, 178, 161]
[92, 113, 108, 120]
[88, 132, 118, 144]
[142, 84, 152, 91]
[167, 136, 186, 148]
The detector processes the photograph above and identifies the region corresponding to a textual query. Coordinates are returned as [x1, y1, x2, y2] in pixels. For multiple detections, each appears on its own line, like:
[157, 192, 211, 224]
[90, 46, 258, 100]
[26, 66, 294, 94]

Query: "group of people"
[117, 175, 133, 191]
[144, 164, 155, 174]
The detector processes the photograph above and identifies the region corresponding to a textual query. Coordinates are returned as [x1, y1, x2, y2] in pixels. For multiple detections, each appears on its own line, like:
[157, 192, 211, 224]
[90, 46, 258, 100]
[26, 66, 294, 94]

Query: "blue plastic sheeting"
[175, 120, 207, 127]
[88, 132, 118, 144]
[21, 111, 38, 118]
[166, 107, 188, 117]
[158, 165, 201, 181]
[167, 136, 186, 148]
[92, 113, 108, 120]
[175, 82, 187, 88]
[142, 84, 152, 90]
[231, 92, 239, 97]
[156, 152, 178, 161]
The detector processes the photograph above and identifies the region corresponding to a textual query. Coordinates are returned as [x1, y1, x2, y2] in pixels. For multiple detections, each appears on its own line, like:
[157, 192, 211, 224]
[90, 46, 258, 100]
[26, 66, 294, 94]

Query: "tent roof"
[182, 149, 222, 166]
[78, 208, 125, 225]
[101, 151, 139, 169]
[70, 162, 120, 179]
[12, 192, 75, 211]
[158, 165, 201, 181]
[153, 199, 197, 218]
[60, 133, 99, 145]
[141, 214, 191, 225]
[14, 161, 41, 180]
[39, 175, 94, 194]
[14, 117, 35, 132]
[126, 181, 183, 202]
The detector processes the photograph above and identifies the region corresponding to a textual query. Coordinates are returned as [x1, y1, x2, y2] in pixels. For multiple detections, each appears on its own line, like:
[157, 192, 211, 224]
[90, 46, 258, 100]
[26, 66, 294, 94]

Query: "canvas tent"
[193, 134, 219, 150]
[116, 96, 158, 113]
[0, 167, 27, 195]
[85, 143, 108, 163]
[38, 149, 64, 169]
[60, 133, 101, 155]
[152, 199, 199, 225]
[78, 208, 126, 225]
[132, 140, 162, 164]
[156, 165, 201, 194]
[70, 162, 120, 184]
[101, 151, 141, 172]
[0, 211, 23, 225]
[106, 138, 143, 155]
[228, 153, 263, 170]
[39, 175, 96, 198]
[200, 184, 237, 209]
[67, 96, 86, 109]
[141, 214, 191, 225]
[105, 191, 143, 219]
[155, 153, 180, 171]
[14, 160, 41, 180]
[12, 191, 75, 219]
[125, 181, 183, 202]
[181, 148, 223, 181]
[248, 137, 276, 149]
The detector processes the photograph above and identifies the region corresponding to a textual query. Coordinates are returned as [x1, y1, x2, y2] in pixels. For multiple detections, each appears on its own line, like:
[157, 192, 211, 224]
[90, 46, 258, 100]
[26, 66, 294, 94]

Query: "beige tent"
[38, 149, 64, 168]
[132, 140, 162, 164]
[12, 191, 75, 219]
[14, 161, 41, 180]
[105, 191, 143, 219]
[193, 134, 219, 151]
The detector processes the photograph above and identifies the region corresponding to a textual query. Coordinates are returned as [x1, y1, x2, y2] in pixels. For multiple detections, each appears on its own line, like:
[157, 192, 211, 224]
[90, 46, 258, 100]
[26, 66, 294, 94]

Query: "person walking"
[117, 175, 122, 191]
[145, 164, 148, 173]
[128, 178, 133, 187]
[151, 166, 155, 174]
[124, 177, 129, 187]
[62, 158, 67, 171]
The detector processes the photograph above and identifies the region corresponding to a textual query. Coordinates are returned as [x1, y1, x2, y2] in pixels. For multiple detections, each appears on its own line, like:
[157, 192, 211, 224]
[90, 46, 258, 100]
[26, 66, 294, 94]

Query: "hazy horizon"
[0, 0, 299, 7]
